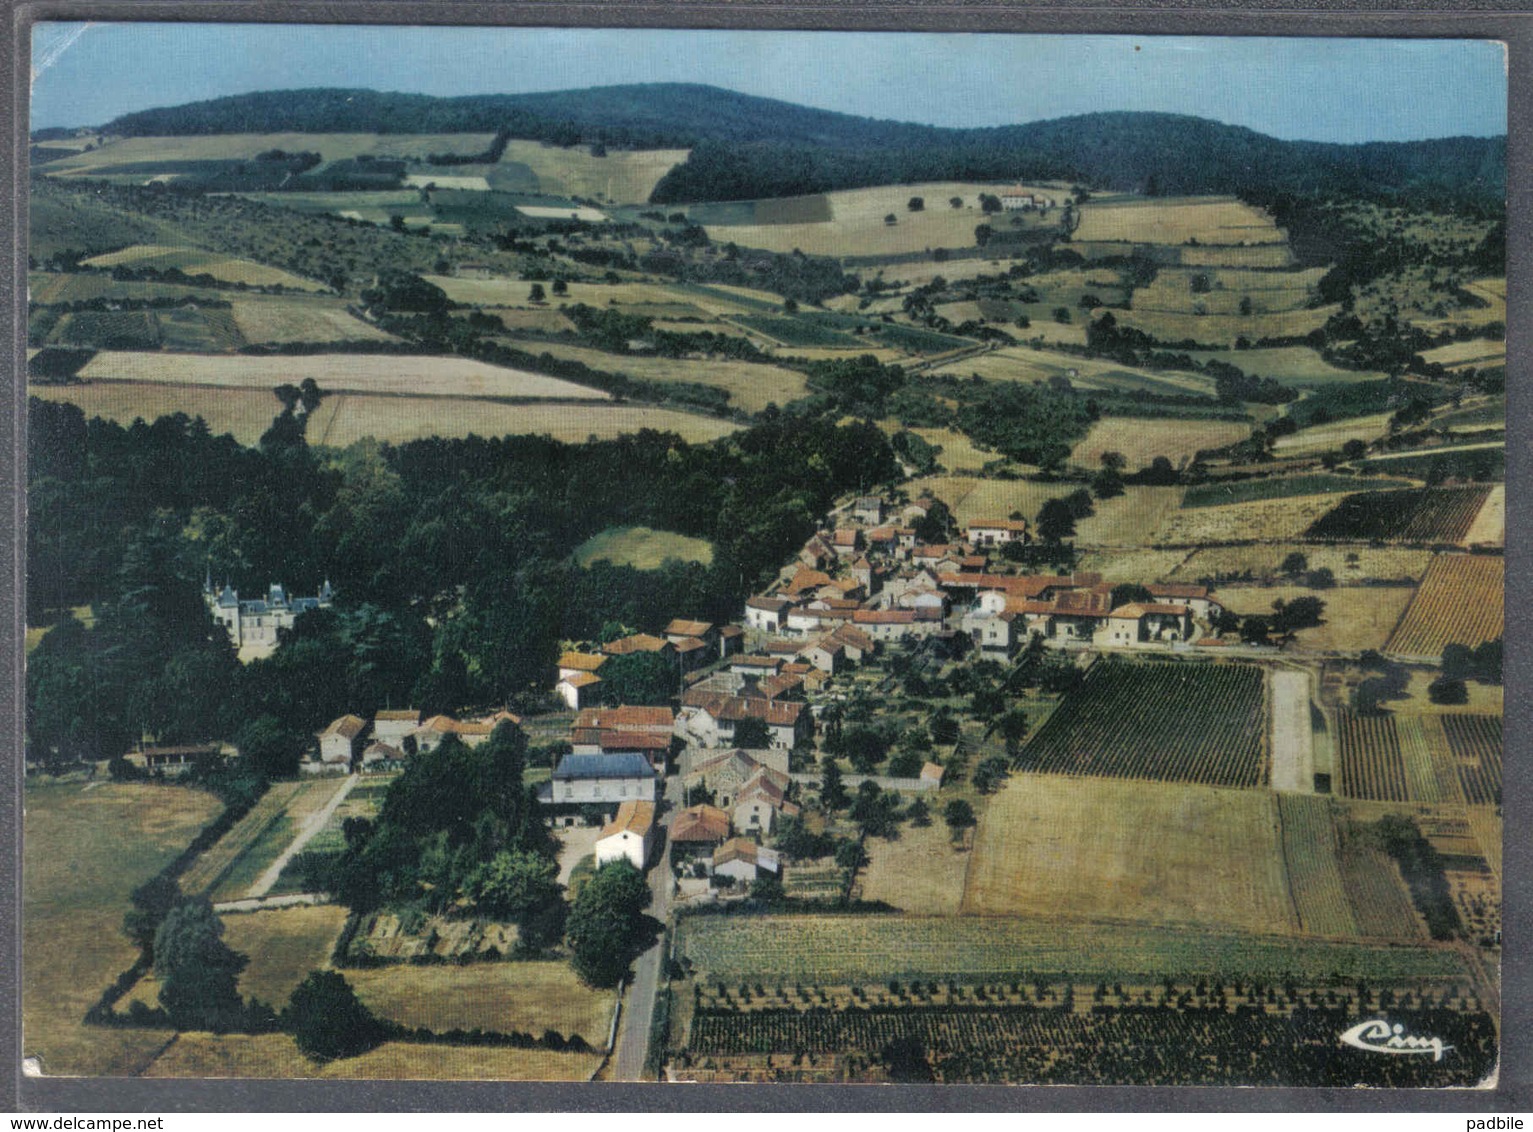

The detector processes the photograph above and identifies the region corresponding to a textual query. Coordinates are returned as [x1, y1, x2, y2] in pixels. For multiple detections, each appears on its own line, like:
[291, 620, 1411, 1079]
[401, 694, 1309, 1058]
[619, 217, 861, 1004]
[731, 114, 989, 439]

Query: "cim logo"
[1340, 1019, 1454, 1062]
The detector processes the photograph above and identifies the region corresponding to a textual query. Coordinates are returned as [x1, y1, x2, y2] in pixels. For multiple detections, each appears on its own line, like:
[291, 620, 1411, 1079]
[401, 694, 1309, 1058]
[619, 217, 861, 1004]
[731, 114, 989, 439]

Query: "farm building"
[541, 753, 659, 816]
[967, 518, 1030, 547]
[371, 709, 419, 746]
[316, 715, 366, 767]
[572, 706, 676, 757]
[730, 655, 784, 678]
[733, 766, 798, 835]
[717, 624, 745, 656]
[595, 800, 657, 870]
[712, 838, 780, 884]
[669, 804, 732, 854]
[125, 743, 223, 777]
[853, 496, 886, 524]
[665, 619, 716, 649]
[920, 762, 946, 788]
[576, 729, 672, 771]
[831, 529, 863, 558]
[409, 711, 522, 753]
[1148, 583, 1223, 619]
[1104, 603, 1194, 647]
[677, 692, 811, 749]
[556, 651, 607, 710]
[360, 740, 405, 771]
[745, 595, 793, 633]
[680, 748, 792, 807]
[602, 633, 674, 658]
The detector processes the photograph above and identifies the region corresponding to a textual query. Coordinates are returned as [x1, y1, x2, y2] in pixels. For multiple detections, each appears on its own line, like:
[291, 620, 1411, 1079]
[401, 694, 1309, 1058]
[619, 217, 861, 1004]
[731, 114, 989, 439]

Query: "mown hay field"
[1073, 547, 1194, 584]
[1182, 475, 1413, 510]
[963, 775, 1295, 935]
[230, 298, 397, 345]
[345, 962, 614, 1044]
[31, 382, 739, 448]
[498, 140, 688, 204]
[917, 476, 1184, 546]
[143, 1032, 602, 1080]
[29, 271, 221, 305]
[23, 781, 222, 1077]
[75, 350, 611, 401]
[1463, 485, 1505, 546]
[1071, 417, 1249, 470]
[1187, 346, 1387, 387]
[703, 181, 1057, 257]
[1418, 339, 1507, 369]
[1073, 197, 1285, 246]
[221, 906, 351, 1009]
[859, 819, 968, 915]
[1271, 411, 1398, 457]
[1131, 269, 1316, 315]
[1152, 493, 1346, 546]
[426, 275, 701, 310]
[674, 913, 1463, 984]
[1215, 584, 1416, 653]
[79, 245, 327, 291]
[1113, 304, 1338, 348]
[930, 344, 1216, 399]
[44, 133, 500, 174]
[1386, 554, 1503, 659]
[525, 341, 808, 413]
[1172, 544, 1433, 584]
[572, 525, 715, 570]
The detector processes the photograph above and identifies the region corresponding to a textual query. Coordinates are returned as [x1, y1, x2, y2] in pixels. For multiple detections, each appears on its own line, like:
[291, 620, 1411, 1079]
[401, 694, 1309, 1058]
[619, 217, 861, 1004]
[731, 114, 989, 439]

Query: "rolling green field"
[573, 525, 715, 570]
[1186, 347, 1387, 387]
[1182, 474, 1414, 509]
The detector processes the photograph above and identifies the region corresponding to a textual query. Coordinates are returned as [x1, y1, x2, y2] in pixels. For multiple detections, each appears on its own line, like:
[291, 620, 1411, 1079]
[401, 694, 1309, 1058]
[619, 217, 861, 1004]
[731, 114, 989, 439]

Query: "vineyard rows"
[681, 1003, 1496, 1087]
[1336, 842, 1427, 941]
[1335, 709, 1410, 803]
[1015, 660, 1266, 788]
[675, 914, 1463, 983]
[1441, 714, 1503, 806]
[1307, 486, 1492, 545]
[1386, 553, 1503, 658]
[1394, 717, 1445, 804]
[1276, 795, 1358, 938]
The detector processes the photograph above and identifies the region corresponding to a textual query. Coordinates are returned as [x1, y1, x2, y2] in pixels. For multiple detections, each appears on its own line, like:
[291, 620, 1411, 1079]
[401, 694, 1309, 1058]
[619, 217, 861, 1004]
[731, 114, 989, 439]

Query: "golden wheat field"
[1153, 494, 1348, 545]
[75, 350, 611, 401]
[43, 133, 500, 175]
[1071, 417, 1250, 469]
[1073, 197, 1286, 246]
[962, 775, 1299, 936]
[499, 140, 689, 203]
[80, 245, 327, 291]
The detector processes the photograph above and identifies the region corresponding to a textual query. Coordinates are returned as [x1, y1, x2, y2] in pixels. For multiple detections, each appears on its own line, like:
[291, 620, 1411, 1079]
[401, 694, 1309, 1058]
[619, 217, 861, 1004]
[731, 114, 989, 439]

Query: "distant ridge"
[94, 84, 1506, 206]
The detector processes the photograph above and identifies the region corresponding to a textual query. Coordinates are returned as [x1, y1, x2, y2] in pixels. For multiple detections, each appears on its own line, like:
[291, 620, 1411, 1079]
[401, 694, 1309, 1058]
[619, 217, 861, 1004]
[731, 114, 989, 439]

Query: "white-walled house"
[745, 595, 792, 633]
[595, 800, 657, 869]
[713, 838, 780, 884]
[316, 715, 366, 767]
[372, 710, 419, 746]
[543, 752, 659, 806]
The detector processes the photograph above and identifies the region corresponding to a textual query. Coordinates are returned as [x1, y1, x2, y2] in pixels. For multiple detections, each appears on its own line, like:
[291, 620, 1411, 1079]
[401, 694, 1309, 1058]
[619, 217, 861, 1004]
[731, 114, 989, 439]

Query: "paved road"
[611, 780, 679, 1081]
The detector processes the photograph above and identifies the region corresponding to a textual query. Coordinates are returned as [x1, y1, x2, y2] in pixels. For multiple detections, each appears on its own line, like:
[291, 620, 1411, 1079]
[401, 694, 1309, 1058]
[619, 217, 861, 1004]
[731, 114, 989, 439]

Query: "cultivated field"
[1182, 475, 1410, 509]
[1015, 660, 1267, 788]
[519, 341, 809, 413]
[43, 133, 500, 175]
[1271, 411, 1398, 457]
[1419, 339, 1506, 369]
[29, 271, 221, 305]
[1071, 417, 1249, 469]
[1073, 197, 1285, 246]
[1153, 494, 1344, 546]
[74, 350, 611, 401]
[1131, 268, 1318, 316]
[1463, 484, 1505, 547]
[23, 781, 222, 1077]
[1187, 346, 1386, 387]
[675, 913, 1463, 983]
[79, 245, 326, 291]
[931, 344, 1217, 400]
[499, 140, 688, 203]
[1386, 554, 1504, 659]
[858, 819, 968, 915]
[1168, 545, 1426, 587]
[31, 382, 739, 448]
[1334, 710, 1446, 805]
[1113, 305, 1337, 348]
[1435, 714, 1503, 808]
[426, 275, 712, 310]
[1214, 585, 1416, 653]
[962, 775, 1296, 935]
[1307, 486, 1493, 545]
[345, 962, 614, 1044]
[222, 905, 351, 1008]
[1073, 547, 1194, 584]
[1335, 837, 1428, 941]
[1276, 795, 1360, 938]
[918, 476, 1185, 546]
[143, 1033, 603, 1080]
[230, 298, 397, 345]
[572, 525, 715, 570]
[702, 182, 1059, 258]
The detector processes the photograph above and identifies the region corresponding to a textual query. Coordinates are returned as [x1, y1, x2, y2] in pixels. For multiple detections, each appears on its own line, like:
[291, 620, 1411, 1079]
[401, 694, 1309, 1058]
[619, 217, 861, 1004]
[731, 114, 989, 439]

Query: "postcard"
[20, 22, 1506, 1090]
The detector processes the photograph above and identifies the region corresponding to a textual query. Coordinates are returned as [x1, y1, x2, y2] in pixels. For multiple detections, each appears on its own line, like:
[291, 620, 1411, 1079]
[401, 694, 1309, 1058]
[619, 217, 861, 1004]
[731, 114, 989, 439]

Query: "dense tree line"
[25, 396, 897, 764]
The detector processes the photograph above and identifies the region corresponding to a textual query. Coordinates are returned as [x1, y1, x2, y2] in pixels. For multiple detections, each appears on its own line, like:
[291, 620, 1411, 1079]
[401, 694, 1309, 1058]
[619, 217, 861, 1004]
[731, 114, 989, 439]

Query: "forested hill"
[96, 84, 1505, 206]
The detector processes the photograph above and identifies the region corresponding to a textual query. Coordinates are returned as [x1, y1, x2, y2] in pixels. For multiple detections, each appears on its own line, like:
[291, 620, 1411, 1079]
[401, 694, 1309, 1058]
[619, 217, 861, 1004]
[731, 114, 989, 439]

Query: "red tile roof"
[670, 804, 731, 843]
[319, 715, 366, 739]
[602, 633, 671, 656]
[575, 706, 674, 730]
[666, 618, 714, 638]
[1110, 603, 1191, 619]
[854, 609, 915, 625]
[558, 651, 607, 672]
[600, 799, 656, 840]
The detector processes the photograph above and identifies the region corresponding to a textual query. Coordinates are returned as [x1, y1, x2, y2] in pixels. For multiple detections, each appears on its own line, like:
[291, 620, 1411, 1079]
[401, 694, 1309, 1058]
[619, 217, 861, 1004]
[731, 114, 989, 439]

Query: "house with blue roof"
[539, 752, 659, 823]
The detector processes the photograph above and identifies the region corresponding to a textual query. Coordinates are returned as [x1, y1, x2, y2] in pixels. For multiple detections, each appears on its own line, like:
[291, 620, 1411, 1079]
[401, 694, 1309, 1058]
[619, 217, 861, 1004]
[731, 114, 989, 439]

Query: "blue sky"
[30, 24, 1507, 142]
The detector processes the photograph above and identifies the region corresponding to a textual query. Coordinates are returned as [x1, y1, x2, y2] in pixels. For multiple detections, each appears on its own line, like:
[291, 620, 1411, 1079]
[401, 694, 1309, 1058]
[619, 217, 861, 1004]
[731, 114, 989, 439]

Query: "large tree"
[153, 897, 248, 1031]
[566, 859, 652, 988]
[286, 970, 391, 1061]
